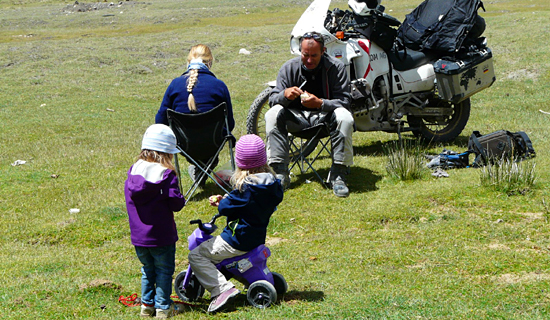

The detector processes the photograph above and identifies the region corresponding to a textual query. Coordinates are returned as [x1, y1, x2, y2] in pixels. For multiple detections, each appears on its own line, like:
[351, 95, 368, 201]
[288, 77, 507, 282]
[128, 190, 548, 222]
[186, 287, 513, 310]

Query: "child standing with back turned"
[125, 124, 186, 318]
[188, 134, 284, 313]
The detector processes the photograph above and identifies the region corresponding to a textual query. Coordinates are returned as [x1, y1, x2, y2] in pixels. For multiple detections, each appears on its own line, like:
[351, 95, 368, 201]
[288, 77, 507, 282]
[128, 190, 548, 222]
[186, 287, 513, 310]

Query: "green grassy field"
[1, 0, 550, 319]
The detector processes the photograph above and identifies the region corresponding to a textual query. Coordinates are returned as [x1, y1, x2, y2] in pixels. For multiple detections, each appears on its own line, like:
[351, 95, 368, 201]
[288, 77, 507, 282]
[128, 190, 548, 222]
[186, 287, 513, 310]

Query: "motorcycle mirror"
[366, 0, 380, 9]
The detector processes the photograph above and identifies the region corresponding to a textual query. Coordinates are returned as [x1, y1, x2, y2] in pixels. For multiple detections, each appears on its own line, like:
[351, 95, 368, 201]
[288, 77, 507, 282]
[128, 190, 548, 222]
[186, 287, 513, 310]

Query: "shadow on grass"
[291, 166, 381, 194]
[353, 139, 387, 156]
[178, 179, 233, 202]
[354, 134, 471, 156]
[281, 290, 325, 302]
[220, 289, 325, 313]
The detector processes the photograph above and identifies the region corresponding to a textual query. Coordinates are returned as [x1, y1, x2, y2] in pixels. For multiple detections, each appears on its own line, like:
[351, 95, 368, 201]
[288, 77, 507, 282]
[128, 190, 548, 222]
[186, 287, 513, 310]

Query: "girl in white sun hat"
[124, 124, 186, 318]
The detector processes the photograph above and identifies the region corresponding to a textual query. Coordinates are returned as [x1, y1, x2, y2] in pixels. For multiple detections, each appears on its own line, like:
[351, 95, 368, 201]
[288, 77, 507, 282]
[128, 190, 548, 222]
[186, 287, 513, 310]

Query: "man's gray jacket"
[269, 54, 351, 113]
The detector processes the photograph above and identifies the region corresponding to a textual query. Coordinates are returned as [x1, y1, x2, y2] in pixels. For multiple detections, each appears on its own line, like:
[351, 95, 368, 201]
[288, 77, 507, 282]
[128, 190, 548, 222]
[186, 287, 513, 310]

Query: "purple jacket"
[125, 160, 186, 247]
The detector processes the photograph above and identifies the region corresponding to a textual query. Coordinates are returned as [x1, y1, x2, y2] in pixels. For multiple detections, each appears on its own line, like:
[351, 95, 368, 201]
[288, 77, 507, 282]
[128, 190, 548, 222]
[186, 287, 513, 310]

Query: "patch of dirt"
[517, 212, 544, 221]
[57, 218, 77, 227]
[487, 243, 510, 250]
[79, 279, 122, 291]
[265, 236, 287, 246]
[506, 68, 539, 81]
[13, 297, 31, 307]
[492, 272, 550, 284]
[62, 1, 148, 13]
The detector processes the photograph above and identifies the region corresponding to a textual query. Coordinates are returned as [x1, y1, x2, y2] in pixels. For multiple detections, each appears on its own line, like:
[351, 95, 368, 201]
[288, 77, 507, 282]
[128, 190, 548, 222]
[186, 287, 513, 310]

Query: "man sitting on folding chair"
[265, 31, 354, 197]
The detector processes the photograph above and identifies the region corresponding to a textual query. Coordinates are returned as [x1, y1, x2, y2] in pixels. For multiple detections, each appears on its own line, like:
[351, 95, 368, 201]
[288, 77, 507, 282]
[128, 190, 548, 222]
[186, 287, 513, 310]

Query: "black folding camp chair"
[167, 102, 235, 200]
[288, 122, 332, 188]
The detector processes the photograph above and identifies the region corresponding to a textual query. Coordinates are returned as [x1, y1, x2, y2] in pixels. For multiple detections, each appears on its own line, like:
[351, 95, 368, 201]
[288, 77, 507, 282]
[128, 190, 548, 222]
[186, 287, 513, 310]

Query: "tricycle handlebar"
[189, 214, 222, 234]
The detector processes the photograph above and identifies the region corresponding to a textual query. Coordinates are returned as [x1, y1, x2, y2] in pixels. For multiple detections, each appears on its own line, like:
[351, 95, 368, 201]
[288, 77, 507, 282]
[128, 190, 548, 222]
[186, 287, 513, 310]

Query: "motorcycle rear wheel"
[408, 98, 471, 143]
[246, 87, 318, 158]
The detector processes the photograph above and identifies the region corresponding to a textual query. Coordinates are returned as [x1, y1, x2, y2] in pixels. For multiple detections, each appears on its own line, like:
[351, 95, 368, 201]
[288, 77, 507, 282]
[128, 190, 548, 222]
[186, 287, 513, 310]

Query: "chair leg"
[288, 132, 331, 189]
[177, 142, 232, 201]
[173, 153, 183, 193]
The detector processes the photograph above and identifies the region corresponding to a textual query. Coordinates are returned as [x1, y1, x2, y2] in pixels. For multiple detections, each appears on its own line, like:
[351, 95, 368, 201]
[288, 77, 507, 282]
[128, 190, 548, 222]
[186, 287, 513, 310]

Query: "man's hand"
[300, 91, 323, 109]
[284, 86, 304, 101]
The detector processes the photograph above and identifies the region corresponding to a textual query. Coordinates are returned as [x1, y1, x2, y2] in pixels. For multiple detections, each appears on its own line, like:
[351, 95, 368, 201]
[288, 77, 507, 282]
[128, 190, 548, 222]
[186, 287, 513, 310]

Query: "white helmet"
[349, 0, 381, 15]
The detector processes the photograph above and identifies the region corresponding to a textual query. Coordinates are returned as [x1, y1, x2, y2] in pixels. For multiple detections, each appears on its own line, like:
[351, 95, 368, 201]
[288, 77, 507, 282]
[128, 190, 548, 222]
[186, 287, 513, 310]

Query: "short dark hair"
[299, 31, 325, 49]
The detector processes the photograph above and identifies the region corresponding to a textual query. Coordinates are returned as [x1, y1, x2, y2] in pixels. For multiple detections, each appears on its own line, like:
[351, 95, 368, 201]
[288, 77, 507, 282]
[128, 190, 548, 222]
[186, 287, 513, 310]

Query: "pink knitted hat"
[235, 134, 267, 169]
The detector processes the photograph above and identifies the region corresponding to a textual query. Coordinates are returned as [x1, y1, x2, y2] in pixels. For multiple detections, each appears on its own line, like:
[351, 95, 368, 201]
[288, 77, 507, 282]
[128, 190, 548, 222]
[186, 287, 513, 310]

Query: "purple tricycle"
[174, 214, 288, 309]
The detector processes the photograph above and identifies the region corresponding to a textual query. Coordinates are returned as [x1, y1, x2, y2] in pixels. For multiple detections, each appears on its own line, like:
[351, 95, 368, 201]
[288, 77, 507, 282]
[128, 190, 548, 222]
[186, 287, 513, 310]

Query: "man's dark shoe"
[271, 163, 290, 190]
[331, 176, 349, 197]
[330, 164, 350, 197]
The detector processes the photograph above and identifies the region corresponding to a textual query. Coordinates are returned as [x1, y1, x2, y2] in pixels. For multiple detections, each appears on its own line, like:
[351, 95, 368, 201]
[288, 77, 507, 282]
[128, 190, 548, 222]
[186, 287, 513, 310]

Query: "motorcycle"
[246, 0, 496, 145]
[174, 214, 288, 309]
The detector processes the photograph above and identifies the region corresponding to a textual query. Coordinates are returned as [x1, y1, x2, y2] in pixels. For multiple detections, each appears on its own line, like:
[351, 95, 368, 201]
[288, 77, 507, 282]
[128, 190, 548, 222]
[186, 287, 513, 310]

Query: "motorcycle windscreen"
[290, 0, 332, 55]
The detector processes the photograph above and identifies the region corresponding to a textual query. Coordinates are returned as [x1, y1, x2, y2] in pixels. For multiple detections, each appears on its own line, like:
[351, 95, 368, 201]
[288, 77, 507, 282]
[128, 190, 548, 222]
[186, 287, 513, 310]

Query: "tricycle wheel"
[246, 280, 277, 309]
[271, 272, 288, 295]
[174, 270, 204, 302]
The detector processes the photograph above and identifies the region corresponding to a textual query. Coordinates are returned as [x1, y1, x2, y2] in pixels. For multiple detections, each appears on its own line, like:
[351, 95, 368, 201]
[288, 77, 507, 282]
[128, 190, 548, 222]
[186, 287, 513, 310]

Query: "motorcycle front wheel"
[246, 87, 319, 158]
[246, 87, 272, 141]
[408, 98, 471, 143]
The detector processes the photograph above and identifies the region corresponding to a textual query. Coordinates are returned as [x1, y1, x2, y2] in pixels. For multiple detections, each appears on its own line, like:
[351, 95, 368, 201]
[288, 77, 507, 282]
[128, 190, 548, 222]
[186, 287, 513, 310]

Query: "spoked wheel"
[246, 87, 272, 141]
[408, 98, 471, 143]
[246, 87, 319, 158]
[271, 272, 288, 296]
[246, 280, 277, 309]
[174, 270, 205, 302]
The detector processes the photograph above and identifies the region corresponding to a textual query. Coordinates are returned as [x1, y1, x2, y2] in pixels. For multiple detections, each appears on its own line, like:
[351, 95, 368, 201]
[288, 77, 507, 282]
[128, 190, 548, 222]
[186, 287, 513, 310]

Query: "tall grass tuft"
[384, 139, 428, 181]
[479, 159, 537, 195]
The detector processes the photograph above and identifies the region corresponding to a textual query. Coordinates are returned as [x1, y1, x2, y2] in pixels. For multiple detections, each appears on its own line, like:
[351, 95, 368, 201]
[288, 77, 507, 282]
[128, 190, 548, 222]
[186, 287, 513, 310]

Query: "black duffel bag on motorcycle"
[397, 0, 486, 53]
[468, 130, 536, 167]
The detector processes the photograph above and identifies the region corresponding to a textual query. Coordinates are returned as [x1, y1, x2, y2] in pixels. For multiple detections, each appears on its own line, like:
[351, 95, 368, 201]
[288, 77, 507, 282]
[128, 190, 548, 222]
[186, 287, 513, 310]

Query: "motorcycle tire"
[408, 98, 471, 143]
[246, 87, 319, 158]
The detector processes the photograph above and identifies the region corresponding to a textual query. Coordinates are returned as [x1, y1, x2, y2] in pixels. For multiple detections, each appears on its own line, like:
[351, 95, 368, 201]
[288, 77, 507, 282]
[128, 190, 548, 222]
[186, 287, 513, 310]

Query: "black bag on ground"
[397, 0, 485, 53]
[468, 130, 535, 166]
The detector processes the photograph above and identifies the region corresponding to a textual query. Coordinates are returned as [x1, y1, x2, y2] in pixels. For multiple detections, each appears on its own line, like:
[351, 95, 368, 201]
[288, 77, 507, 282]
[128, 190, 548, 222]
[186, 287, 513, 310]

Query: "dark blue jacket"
[218, 173, 284, 251]
[155, 69, 235, 132]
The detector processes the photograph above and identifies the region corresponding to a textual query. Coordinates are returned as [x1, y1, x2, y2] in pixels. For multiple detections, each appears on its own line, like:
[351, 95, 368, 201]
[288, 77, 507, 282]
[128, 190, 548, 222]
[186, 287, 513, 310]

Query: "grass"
[479, 159, 537, 195]
[1, 0, 550, 319]
[384, 139, 428, 181]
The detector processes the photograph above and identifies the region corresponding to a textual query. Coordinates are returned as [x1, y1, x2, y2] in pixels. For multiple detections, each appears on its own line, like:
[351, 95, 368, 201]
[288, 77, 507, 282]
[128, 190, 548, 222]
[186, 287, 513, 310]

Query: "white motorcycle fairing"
[289, 0, 436, 98]
[245, 0, 492, 143]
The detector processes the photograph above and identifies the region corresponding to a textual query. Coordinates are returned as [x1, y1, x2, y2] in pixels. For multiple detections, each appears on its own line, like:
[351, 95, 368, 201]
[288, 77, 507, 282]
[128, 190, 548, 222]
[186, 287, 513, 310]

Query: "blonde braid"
[187, 69, 199, 113]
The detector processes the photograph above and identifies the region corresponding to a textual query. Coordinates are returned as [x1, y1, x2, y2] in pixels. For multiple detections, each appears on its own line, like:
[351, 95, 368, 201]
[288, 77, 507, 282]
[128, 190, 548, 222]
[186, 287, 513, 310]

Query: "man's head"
[300, 32, 325, 70]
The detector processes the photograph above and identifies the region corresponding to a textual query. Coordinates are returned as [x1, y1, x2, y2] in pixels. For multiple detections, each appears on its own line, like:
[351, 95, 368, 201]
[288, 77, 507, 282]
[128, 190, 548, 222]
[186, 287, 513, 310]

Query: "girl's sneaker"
[140, 303, 155, 317]
[208, 287, 240, 313]
[155, 303, 182, 318]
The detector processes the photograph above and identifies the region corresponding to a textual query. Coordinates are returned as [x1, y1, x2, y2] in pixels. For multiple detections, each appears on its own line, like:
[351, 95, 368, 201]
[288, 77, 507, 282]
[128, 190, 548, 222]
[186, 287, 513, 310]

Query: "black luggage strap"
[513, 131, 536, 159]
[469, 131, 487, 165]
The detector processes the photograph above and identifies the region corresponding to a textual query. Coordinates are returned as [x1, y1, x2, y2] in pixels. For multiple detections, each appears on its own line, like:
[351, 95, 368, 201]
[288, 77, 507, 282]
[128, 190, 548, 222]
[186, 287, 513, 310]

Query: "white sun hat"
[141, 124, 180, 154]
